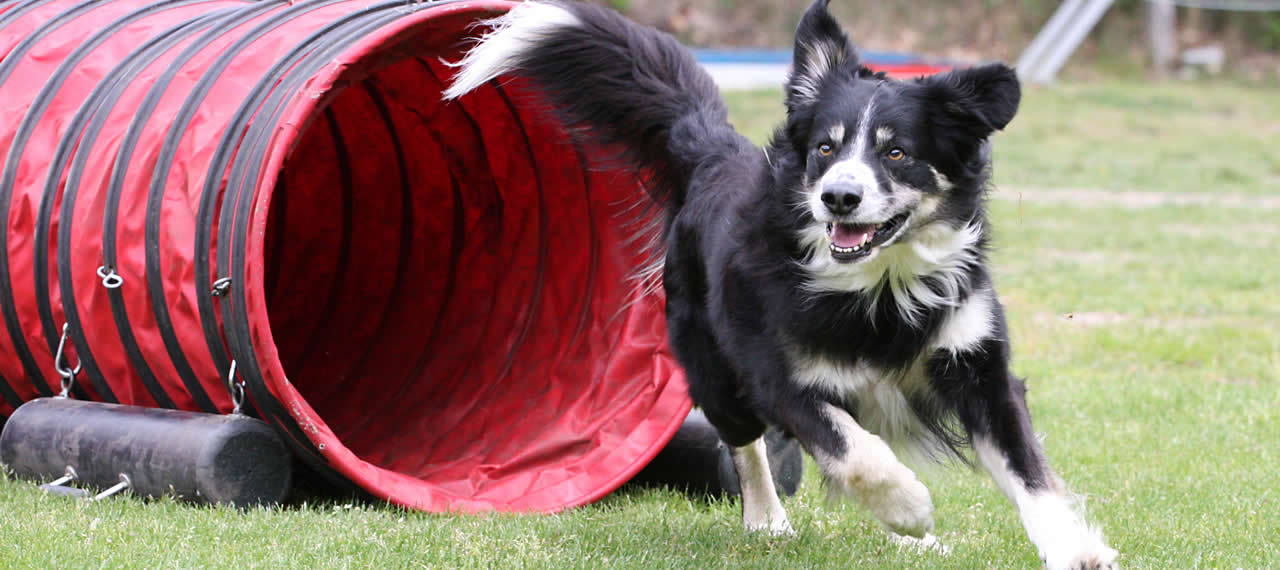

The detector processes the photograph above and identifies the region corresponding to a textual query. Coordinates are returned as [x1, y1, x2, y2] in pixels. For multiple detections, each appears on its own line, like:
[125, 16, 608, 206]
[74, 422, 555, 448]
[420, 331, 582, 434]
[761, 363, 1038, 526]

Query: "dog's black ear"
[786, 0, 858, 110]
[919, 63, 1021, 139]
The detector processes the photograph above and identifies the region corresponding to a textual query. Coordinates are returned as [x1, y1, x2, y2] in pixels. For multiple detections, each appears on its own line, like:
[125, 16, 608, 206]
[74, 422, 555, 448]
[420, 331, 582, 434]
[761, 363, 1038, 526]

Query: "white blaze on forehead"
[809, 96, 888, 223]
[852, 95, 879, 154]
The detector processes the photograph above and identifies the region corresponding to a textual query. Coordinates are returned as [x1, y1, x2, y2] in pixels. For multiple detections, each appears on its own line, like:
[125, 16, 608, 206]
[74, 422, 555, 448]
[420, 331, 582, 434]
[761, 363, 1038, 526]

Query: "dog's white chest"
[789, 350, 882, 397]
[789, 350, 929, 445]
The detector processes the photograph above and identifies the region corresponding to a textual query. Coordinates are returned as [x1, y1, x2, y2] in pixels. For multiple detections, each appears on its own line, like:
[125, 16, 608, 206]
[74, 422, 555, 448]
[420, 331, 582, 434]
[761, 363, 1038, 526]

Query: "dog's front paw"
[891, 532, 951, 555]
[744, 516, 796, 537]
[1041, 542, 1118, 570]
[854, 466, 934, 538]
[1027, 503, 1117, 570]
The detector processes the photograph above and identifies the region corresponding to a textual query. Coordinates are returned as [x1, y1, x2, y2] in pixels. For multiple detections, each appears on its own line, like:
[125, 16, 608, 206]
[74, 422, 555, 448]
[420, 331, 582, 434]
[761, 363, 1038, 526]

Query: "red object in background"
[867, 63, 953, 78]
[0, 0, 689, 513]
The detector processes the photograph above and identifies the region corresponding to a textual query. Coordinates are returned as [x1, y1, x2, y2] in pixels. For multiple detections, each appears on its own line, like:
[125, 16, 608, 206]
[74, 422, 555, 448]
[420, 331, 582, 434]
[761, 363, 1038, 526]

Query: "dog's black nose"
[821, 184, 862, 216]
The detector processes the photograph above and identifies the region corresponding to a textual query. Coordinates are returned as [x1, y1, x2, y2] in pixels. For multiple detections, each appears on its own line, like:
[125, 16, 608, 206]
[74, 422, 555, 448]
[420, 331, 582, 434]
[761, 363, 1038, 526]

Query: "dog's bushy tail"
[442, 0, 729, 210]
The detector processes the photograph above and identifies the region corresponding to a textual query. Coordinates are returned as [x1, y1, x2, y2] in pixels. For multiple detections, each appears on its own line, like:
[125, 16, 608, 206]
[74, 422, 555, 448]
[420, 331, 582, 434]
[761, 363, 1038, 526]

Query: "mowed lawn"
[2, 80, 1277, 568]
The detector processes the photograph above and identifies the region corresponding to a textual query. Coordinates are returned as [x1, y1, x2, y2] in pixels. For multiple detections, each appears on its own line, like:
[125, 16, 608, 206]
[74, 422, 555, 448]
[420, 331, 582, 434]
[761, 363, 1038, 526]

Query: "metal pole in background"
[1016, 0, 1088, 80]
[1016, 0, 1116, 84]
[1031, 0, 1117, 84]
[1148, 0, 1177, 75]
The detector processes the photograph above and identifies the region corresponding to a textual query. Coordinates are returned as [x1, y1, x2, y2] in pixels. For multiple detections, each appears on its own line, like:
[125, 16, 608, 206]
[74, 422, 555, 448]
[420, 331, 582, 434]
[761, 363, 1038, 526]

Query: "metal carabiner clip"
[53, 322, 82, 398]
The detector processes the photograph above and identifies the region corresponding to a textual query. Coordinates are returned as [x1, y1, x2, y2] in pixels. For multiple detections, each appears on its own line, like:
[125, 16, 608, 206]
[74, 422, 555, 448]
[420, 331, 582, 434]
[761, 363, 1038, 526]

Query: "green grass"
[725, 80, 1280, 196]
[2, 80, 1278, 568]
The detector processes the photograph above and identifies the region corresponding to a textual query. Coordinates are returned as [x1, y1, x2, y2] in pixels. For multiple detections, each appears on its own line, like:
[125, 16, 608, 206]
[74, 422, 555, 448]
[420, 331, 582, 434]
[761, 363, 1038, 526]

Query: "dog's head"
[781, 0, 1020, 271]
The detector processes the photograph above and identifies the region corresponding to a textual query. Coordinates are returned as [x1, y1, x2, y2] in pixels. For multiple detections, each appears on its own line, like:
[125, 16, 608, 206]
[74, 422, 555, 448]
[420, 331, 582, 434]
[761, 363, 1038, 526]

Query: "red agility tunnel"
[0, 0, 690, 512]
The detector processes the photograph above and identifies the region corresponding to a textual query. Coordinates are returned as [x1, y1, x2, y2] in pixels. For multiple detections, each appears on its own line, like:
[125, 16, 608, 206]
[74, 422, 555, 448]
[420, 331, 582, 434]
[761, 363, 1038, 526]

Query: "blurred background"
[588, 0, 1280, 82]
[0, 2, 1273, 567]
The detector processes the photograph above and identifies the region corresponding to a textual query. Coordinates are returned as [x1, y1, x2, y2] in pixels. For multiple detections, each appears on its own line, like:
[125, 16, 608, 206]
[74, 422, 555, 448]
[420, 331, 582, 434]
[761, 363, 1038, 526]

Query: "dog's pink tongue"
[831, 223, 875, 248]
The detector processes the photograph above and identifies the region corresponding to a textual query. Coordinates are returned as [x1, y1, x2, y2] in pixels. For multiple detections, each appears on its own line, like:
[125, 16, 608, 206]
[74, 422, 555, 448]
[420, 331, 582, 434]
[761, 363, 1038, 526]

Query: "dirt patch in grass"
[1041, 311, 1134, 327]
[1032, 311, 1273, 331]
[1152, 223, 1279, 248]
[1038, 248, 1139, 266]
[1235, 223, 1280, 235]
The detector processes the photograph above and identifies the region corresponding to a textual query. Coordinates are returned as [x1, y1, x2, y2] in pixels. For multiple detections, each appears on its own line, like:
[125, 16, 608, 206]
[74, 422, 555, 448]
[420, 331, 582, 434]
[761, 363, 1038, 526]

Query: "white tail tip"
[441, 2, 581, 100]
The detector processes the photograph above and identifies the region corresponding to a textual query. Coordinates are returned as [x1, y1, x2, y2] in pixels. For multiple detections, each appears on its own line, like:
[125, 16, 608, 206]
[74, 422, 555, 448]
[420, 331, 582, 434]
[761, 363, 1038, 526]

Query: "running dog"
[444, 2, 1117, 568]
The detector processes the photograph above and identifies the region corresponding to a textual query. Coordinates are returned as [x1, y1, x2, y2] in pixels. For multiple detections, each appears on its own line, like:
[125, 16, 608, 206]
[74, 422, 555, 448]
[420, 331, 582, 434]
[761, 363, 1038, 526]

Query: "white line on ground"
[995, 187, 1280, 209]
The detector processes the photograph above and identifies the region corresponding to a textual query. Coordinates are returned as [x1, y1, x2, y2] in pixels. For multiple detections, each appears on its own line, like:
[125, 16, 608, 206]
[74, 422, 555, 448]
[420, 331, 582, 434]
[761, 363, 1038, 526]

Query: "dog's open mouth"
[825, 213, 909, 262]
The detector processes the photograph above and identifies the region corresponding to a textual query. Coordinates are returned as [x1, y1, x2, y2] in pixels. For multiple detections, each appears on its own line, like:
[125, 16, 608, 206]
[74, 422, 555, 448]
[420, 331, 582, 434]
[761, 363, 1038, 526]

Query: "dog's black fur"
[445, 1, 1115, 566]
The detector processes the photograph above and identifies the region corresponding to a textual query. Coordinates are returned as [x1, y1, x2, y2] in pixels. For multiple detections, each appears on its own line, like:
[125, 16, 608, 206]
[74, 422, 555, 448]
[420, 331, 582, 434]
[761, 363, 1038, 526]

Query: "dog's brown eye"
[887, 148, 905, 161]
[817, 143, 834, 157]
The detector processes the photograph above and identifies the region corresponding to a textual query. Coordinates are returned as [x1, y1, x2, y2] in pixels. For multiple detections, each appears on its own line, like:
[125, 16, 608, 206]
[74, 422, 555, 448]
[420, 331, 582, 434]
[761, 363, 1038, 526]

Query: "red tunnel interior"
[257, 47, 689, 511]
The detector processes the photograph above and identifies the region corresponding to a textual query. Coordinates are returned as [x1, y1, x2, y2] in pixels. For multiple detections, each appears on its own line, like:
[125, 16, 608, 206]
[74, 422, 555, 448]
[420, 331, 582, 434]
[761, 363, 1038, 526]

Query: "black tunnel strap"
[141, 0, 337, 423]
[219, 0, 481, 492]
[49, 0, 231, 407]
[0, 0, 61, 33]
[184, 0, 420, 485]
[35, 4, 218, 401]
[219, 0, 430, 493]
[100, 4, 256, 412]
[0, 365, 21, 413]
[196, 0, 375, 476]
[0, 0, 109, 403]
[57, 2, 229, 410]
[230, 0, 445, 489]
[173, 0, 344, 411]
[137, 1, 289, 415]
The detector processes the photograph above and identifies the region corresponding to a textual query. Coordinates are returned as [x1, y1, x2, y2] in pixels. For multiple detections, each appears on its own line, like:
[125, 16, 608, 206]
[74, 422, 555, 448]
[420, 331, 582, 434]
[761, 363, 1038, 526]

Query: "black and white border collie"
[444, 1, 1116, 567]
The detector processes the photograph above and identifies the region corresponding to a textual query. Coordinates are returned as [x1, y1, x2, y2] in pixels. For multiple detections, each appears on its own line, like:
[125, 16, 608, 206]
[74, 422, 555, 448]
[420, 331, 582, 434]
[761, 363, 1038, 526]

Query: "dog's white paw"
[813, 404, 934, 537]
[1044, 532, 1116, 568]
[744, 515, 796, 537]
[1016, 492, 1117, 570]
[1040, 539, 1118, 570]
[891, 532, 951, 555]
[853, 465, 935, 538]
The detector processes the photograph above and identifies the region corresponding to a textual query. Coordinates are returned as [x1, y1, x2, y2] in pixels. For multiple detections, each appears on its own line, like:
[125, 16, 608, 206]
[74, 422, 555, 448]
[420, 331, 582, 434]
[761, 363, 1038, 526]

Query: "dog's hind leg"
[664, 256, 793, 534]
[730, 437, 794, 535]
[667, 322, 792, 534]
[669, 329, 792, 534]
